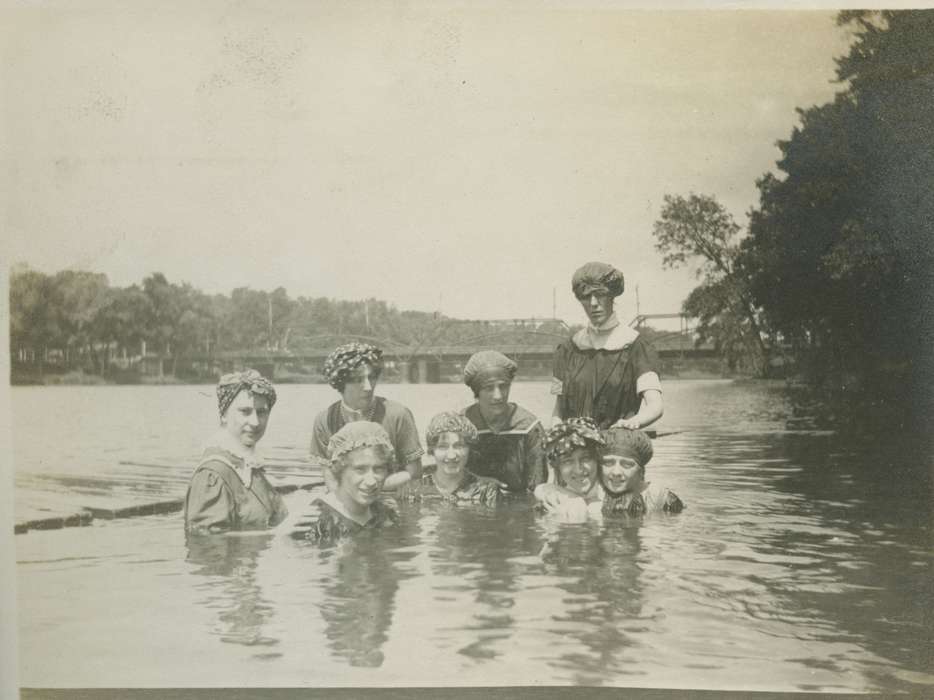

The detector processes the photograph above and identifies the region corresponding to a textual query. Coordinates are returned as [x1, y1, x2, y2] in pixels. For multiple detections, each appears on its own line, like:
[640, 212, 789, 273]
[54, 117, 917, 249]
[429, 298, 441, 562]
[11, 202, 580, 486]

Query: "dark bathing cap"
[572, 262, 625, 299]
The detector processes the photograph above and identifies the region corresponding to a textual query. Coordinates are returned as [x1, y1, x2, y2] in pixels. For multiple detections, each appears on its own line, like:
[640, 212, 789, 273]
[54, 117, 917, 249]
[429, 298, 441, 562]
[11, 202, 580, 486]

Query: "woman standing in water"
[551, 262, 663, 430]
[184, 369, 288, 533]
[534, 417, 605, 521]
[411, 411, 501, 505]
[598, 427, 683, 517]
[461, 350, 547, 494]
[294, 421, 399, 541]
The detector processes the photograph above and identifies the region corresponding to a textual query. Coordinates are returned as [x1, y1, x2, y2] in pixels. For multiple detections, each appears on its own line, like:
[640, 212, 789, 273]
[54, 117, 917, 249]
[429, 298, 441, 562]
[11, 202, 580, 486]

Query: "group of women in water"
[183, 261, 684, 540]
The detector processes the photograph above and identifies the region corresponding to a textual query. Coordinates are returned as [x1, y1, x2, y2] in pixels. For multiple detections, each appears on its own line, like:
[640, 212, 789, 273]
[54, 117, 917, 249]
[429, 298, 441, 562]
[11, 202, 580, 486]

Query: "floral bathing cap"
[545, 417, 605, 463]
[463, 350, 518, 392]
[425, 411, 479, 449]
[216, 369, 277, 417]
[600, 427, 654, 467]
[571, 262, 625, 299]
[323, 342, 383, 391]
[327, 421, 395, 466]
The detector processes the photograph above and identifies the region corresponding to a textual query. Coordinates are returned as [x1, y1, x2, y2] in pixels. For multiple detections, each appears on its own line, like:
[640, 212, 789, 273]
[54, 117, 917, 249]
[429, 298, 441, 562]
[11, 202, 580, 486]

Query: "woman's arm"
[614, 389, 663, 430]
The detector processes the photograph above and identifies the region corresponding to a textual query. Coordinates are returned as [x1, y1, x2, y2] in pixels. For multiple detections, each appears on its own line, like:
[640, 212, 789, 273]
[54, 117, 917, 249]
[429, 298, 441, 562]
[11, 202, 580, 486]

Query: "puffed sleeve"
[309, 412, 331, 467]
[524, 422, 548, 492]
[631, 336, 661, 381]
[551, 342, 569, 395]
[185, 469, 236, 533]
[391, 405, 424, 470]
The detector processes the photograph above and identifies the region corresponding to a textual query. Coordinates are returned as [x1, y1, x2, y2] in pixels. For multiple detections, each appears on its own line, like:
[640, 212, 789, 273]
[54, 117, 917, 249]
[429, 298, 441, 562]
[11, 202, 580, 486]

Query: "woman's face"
[335, 447, 390, 507]
[578, 291, 614, 327]
[432, 431, 471, 480]
[555, 447, 598, 496]
[600, 454, 643, 495]
[221, 390, 270, 448]
[341, 364, 378, 411]
[476, 378, 511, 416]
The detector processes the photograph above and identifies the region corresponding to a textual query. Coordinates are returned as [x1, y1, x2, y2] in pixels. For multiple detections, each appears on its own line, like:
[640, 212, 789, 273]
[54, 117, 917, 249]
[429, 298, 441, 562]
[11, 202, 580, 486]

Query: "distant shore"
[10, 366, 740, 386]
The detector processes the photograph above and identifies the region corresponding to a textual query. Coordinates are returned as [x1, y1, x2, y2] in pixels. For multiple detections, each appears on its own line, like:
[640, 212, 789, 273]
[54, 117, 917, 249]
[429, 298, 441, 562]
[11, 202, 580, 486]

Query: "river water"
[12, 381, 934, 691]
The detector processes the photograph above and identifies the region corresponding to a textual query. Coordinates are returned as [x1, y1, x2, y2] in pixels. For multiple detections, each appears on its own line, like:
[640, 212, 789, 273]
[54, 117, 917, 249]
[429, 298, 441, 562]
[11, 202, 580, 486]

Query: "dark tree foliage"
[742, 10, 934, 396]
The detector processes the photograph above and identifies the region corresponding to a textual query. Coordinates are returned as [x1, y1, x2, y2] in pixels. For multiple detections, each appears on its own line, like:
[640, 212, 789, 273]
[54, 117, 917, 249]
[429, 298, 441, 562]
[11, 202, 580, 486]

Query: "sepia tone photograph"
[2, 1, 933, 697]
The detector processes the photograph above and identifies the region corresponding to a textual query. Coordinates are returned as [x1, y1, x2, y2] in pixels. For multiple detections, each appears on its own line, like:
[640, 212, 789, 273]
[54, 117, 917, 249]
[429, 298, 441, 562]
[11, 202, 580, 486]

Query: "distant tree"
[652, 193, 769, 375]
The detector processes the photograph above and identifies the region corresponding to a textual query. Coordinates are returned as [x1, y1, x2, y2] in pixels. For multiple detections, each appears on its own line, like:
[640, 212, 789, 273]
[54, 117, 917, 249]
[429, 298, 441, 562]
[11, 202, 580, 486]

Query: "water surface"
[13, 381, 934, 690]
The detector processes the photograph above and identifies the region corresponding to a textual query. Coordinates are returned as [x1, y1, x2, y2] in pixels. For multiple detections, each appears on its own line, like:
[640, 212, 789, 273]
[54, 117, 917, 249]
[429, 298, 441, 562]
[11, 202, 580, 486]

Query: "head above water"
[326, 422, 394, 508]
[598, 428, 654, 496]
[216, 369, 277, 448]
[426, 411, 478, 482]
[572, 262, 624, 327]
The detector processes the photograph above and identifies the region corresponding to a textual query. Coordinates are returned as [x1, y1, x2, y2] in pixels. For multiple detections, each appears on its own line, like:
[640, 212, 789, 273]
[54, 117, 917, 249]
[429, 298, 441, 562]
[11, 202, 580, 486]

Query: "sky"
[2, 2, 856, 329]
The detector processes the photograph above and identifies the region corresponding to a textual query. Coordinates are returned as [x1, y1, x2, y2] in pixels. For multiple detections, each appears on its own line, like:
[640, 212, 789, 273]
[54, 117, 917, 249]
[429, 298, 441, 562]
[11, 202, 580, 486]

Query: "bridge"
[183, 314, 717, 383]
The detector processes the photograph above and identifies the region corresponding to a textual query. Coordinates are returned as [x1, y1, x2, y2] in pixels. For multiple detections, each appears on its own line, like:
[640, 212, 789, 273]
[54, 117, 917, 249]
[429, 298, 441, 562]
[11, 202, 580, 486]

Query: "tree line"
[9, 266, 571, 379]
[651, 10, 934, 402]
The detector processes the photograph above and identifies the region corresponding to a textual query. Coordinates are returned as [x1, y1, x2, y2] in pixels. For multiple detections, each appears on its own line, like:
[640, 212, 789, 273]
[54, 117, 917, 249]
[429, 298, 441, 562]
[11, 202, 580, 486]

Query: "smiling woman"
[292, 421, 399, 542]
[183, 369, 289, 534]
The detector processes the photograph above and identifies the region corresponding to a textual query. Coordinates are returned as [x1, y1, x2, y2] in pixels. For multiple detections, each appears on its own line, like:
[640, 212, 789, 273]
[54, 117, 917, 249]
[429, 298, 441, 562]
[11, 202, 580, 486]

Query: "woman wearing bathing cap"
[551, 262, 663, 430]
[597, 427, 683, 517]
[185, 369, 288, 533]
[460, 350, 547, 494]
[292, 421, 399, 542]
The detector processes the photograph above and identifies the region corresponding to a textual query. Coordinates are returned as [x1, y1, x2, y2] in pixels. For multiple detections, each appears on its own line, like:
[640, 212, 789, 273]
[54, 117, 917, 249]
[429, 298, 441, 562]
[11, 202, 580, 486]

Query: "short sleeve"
[391, 405, 424, 469]
[185, 469, 236, 533]
[636, 371, 662, 395]
[309, 412, 332, 467]
[632, 337, 661, 393]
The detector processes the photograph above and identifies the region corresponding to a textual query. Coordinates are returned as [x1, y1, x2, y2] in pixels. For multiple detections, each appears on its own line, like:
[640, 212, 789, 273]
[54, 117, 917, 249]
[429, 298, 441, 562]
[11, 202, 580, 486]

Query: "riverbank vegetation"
[9, 267, 572, 384]
[653, 11, 934, 417]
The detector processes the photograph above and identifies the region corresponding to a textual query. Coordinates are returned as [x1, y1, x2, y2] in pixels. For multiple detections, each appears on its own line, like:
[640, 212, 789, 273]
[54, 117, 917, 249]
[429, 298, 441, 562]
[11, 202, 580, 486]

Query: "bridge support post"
[416, 359, 429, 384]
[397, 361, 411, 384]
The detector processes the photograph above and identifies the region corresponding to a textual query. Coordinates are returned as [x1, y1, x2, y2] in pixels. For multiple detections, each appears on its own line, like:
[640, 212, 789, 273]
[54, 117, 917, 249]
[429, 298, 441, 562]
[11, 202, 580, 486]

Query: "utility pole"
[635, 284, 641, 318]
[552, 287, 556, 319]
[364, 299, 370, 332]
[267, 297, 273, 350]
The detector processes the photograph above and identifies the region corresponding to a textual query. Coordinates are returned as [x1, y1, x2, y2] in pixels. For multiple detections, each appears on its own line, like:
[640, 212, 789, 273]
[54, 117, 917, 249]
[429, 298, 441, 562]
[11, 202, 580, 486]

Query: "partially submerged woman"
[552, 262, 663, 430]
[185, 369, 288, 534]
[410, 411, 501, 505]
[598, 428, 684, 516]
[309, 342, 423, 490]
[461, 350, 547, 494]
[294, 421, 399, 541]
[534, 417, 605, 521]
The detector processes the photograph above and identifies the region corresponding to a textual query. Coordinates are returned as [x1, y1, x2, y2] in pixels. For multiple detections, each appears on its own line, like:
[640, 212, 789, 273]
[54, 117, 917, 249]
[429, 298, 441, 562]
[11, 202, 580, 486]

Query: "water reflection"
[424, 500, 544, 660]
[539, 521, 645, 685]
[185, 533, 279, 650]
[309, 514, 421, 668]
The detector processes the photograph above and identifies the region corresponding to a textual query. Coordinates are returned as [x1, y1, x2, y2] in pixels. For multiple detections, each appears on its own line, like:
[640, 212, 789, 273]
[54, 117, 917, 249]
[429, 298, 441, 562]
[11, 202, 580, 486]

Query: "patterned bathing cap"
[425, 411, 479, 449]
[216, 369, 277, 417]
[571, 262, 624, 299]
[327, 421, 395, 465]
[323, 342, 383, 391]
[544, 417, 605, 463]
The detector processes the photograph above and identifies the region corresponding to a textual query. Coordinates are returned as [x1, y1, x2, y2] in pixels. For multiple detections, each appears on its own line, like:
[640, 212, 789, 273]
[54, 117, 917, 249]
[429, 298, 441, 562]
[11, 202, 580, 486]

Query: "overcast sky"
[2, 2, 855, 327]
